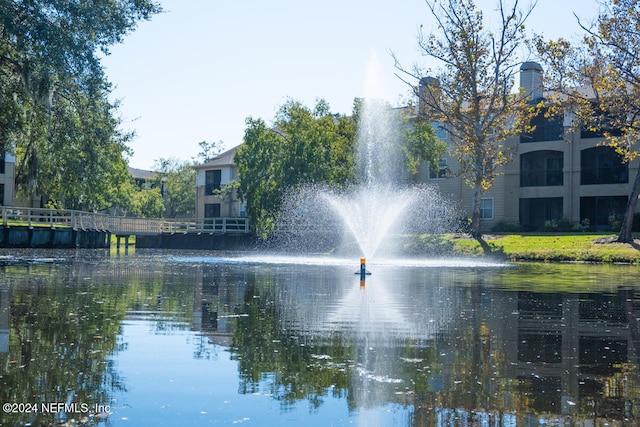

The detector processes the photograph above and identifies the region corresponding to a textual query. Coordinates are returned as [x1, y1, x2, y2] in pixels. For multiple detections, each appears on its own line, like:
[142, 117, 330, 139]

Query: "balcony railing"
[581, 166, 628, 185]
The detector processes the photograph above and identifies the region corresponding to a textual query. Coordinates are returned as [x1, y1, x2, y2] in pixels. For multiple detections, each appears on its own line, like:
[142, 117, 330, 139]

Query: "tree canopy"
[535, 0, 640, 243]
[0, 0, 161, 210]
[235, 99, 358, 239]
[394, 0, 536, 240]
[235, 98, 444, 239]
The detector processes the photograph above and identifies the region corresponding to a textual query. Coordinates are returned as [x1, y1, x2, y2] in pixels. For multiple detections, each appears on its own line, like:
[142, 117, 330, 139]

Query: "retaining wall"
[0, 227, 110, 248]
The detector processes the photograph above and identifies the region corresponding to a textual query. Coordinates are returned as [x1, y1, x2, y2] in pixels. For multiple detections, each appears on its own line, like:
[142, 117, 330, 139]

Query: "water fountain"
[270, 94, 459, 261]
[165, 58, 511, 427]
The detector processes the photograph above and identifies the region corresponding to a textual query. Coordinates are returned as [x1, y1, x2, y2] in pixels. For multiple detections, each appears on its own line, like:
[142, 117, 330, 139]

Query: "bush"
[540, 218, 580, 232]
[575, 218, 590, 232]
[491, 221, 525, 232]
[608, 214, 623, 232]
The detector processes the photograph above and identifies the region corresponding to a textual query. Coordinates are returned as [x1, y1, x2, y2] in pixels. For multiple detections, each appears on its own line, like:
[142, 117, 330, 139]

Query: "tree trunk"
[616, 167, 640, 243]
[471, 182, 482, 239]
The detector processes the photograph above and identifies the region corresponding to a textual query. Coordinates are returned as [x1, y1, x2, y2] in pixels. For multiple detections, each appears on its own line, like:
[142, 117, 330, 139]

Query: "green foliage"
[153, 157, 196, 218]
[454, 234, 640, 263]
[235, 99, 357, 239]
[132, 187, 164, 218]
[0, 0, 161, 210]
[491, 221, 526, 233]
[402, 117, 446, 175]
[539, 218, 578, 233]
[31, 82, 137, 211]
[197, 140, 224, 163]
[236, 98, 444, 239]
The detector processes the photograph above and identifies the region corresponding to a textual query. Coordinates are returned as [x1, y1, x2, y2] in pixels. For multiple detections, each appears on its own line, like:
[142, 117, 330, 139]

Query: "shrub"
[608, 214, 623, 232]
[491, 221, 525, 232]
[540, 218, 579, 232]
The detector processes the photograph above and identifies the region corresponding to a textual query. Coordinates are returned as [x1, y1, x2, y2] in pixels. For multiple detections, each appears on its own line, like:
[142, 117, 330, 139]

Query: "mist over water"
[272, 72, 458, 258]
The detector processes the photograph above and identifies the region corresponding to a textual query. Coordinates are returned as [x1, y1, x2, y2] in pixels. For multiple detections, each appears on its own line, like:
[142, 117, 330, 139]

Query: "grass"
[407, 233, 640, 263]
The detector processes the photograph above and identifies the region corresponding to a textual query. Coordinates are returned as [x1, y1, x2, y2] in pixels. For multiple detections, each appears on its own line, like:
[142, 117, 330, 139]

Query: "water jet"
[273, 100, 458, 260]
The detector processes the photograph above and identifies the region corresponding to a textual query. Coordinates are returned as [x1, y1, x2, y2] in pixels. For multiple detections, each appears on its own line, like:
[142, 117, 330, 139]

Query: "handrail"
[0, 207, 250, 235]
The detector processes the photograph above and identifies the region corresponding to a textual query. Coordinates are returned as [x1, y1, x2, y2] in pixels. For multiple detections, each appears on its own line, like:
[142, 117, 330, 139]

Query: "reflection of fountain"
[274, 95, 457, 259]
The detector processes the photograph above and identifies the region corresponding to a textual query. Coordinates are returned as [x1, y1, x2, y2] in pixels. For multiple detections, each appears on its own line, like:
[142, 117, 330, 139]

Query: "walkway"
[0, 207, 250, 236]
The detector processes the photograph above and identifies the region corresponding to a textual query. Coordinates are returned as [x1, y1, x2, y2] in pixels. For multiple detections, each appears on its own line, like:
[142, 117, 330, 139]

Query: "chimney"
[418, 76, 439, 117]
[520, 62, 543, 101]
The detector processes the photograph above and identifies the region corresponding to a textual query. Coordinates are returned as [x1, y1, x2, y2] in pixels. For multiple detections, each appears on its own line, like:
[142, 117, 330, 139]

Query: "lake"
[1, 249, 639, 426]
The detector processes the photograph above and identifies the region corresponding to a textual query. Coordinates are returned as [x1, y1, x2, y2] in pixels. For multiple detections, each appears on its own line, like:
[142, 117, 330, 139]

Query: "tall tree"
[0, 0, 161, 208]
[153, 157, 197, 218]
[235, 99, 358, 239]
[393, 0, 536, 240]
[235, 98, 444, 239]
[535, 0, 640, 243]
[32, 78, 137, 211]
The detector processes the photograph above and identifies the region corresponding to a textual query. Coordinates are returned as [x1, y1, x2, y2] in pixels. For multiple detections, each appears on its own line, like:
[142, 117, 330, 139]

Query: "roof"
[194, 145, 241, 169]
[129, 167, 158, 180]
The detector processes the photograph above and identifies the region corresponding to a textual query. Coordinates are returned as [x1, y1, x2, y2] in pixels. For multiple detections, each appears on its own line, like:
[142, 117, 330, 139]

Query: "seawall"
[0, 227, 110, 248]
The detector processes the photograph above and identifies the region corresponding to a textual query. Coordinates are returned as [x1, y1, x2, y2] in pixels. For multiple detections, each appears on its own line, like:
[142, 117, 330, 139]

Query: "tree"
[393, 0, 536, 240]
[235, 98, 444, 239]
[197, 140, 224, 163]
[132, 187, 165, 218]
[534, 0, 640, 243]
[402, 115, 447, 177]
[235, 99, 358, 239]
[153, 158, 196, 218]
[31, 79, 137, 211]
[0, 0, 161, 208]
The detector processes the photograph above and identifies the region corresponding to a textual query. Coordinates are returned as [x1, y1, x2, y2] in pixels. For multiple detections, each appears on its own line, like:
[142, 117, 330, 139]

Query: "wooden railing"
[160, 217, 250, 234]
[0, 207, 249, 235]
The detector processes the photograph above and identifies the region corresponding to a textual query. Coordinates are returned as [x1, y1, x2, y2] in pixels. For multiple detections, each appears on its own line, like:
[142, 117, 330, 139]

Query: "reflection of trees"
[0, 255, 207, 426]
[232, 276, 350, 409]
[0, 263, 129, 426]
[229, 267, 640, 425]
[231, 273, 438, 412]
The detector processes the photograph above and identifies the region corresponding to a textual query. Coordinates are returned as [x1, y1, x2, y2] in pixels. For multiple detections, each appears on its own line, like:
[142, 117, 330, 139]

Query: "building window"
[580, 196, 627, 231]
[0, 152, 4, 174]
[480, 198, 493, 220]
[205, 169, 222, 195]
[580, 103, 623, 139]
[519, 197, 563, 230]
[429, 158, 449, 180]
[581, 146, 628, 185]
[0, 184, 4, 205]
[520, 150, 563, 187]
[520, 108, 564, 143]
[205, 203, 221, 218]
[432, 122, 448, 140]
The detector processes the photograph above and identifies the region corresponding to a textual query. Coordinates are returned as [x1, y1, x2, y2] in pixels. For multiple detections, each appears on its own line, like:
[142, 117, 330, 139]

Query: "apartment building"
[194, 146, 246, 219]
[0, 153, 15, 206]
[419, 62, 640, 232]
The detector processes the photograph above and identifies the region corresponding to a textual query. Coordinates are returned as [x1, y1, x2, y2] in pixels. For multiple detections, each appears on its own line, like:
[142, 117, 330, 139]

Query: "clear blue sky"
[101, 0, 600, 170]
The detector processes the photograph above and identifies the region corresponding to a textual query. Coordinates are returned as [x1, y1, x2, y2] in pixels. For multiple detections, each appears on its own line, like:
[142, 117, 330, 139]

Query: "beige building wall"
[0, 154, 15, 206]
[194, 146, 245, 219]
[420, 62, 640, 232]
[426, 121, 640, 232]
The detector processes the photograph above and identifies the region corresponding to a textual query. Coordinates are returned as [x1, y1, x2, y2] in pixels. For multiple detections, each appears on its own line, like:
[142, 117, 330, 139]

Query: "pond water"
[1, 249, 639, 426]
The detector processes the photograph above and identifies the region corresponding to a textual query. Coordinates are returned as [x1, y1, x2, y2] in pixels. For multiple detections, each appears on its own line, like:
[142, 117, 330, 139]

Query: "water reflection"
[0, 250, 639, 426]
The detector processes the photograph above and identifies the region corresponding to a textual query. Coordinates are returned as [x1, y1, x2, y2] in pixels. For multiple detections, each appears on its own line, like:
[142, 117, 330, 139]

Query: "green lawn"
[449, 233, 640, 263]
[403, 233, 640, 263]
